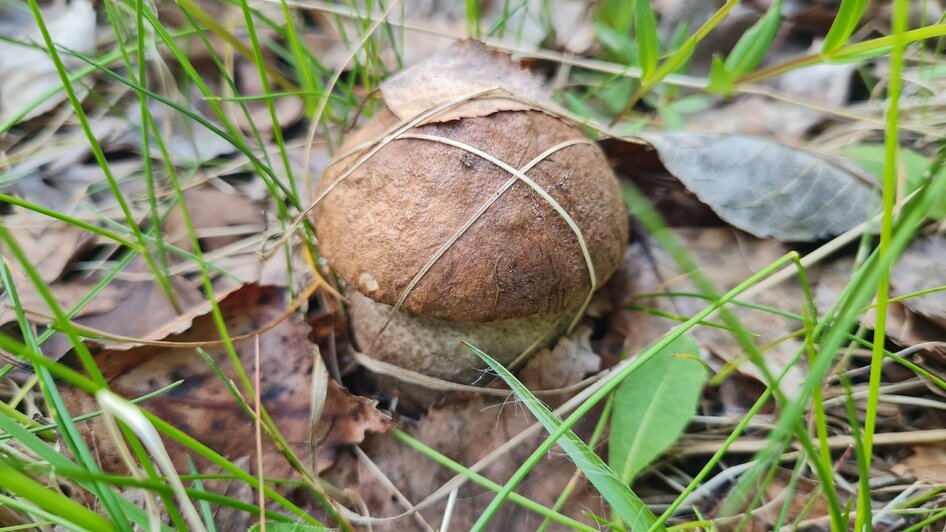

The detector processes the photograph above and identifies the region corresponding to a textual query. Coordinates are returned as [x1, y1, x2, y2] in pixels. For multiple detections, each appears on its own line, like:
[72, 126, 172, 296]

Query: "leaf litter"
[59, 284, 393, 477]
[2, 2, 946, 530]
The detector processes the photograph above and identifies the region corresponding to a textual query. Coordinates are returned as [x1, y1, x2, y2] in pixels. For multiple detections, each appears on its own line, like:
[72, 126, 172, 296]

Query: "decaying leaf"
[1, 210, 96, 283]
[0, 0, 96, 123]
[379, 39, 552, 124]
[892, 235, 946, 328]
[623, 132, 879, 241]
[61, 284, 393, 476]
[891, 445, 946, 483]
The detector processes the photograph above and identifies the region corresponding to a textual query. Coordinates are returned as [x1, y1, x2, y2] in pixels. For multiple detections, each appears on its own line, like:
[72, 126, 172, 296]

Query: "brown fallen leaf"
[164, 187, 265, 253]
[1, 210, 96, 283]
[892, 235, 946, 329]
[61, 284, 393, 476]
[891, 444, 946, 483]
[39, 264, 206, 360]
[0, 268, 130, 331]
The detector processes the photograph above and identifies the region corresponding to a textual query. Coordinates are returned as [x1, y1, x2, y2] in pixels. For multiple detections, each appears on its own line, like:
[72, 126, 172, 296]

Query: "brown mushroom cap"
[312, 104, 628, 322]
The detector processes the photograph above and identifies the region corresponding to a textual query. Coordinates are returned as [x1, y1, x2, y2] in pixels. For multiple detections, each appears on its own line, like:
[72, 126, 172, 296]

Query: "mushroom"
[312, 42, 627, 392]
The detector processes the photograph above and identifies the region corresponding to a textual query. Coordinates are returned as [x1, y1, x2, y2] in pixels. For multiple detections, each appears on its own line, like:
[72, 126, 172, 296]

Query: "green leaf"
[821, 0, 870, 53]
[609, 335, 706, 484]
[725, 0, 782, 78]
[465, 343, 663, 532]
[248, 524, 330, 532]
[707, 54, 734, 95]
[843, 143, 946, 220]
[634, 0, 660, 79]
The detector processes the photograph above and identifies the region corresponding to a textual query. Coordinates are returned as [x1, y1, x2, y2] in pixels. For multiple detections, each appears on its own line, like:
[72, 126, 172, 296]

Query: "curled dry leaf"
[379, 39, 553, 124]
[61, 284, 393, 476]
[609, 132, 879, 241]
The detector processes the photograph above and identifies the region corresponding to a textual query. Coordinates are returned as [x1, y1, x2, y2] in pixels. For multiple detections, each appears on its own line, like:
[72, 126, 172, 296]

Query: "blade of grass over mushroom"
[463, 342, 661, 532]
[609, 335, 706, 485]
[394, 133, 598, 330]
[821, 0, 870, 53]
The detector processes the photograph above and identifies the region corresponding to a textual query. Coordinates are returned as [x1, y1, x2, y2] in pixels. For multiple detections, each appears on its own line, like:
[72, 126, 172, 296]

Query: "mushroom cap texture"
[313, 105, 628, 322]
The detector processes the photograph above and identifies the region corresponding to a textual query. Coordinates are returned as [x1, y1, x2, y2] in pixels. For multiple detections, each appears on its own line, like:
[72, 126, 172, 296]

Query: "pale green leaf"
[707, 54, 734, 95]
[609, 335, 705, 484]
[725, 0, 782, 78]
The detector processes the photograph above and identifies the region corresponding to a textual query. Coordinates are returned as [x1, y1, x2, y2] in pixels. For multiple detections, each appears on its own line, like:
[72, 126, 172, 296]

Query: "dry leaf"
[0, 271, 129, 331]
[892, 235, 946, 328]
[380, 40, 552, 124]
[891, 445, 946, 483]
[1, 210, 96, 283]
[164, 187, 265, 252]
[40, 264, 206, 360]
[631, 132, 879, 242]
[0, 0, 96, 123]
[61, 284, 393, 475]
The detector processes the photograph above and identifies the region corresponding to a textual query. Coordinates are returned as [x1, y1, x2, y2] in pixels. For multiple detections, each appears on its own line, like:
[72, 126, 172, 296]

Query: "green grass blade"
[822, 0, 870, 53]
[465, 343, 661, 532]
[634, 0, 659, 79]
[0, 456, 116, 532]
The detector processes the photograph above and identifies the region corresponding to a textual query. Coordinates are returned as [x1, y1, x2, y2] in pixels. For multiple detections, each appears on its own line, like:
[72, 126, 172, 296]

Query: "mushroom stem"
[347, 288, 576, 385]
